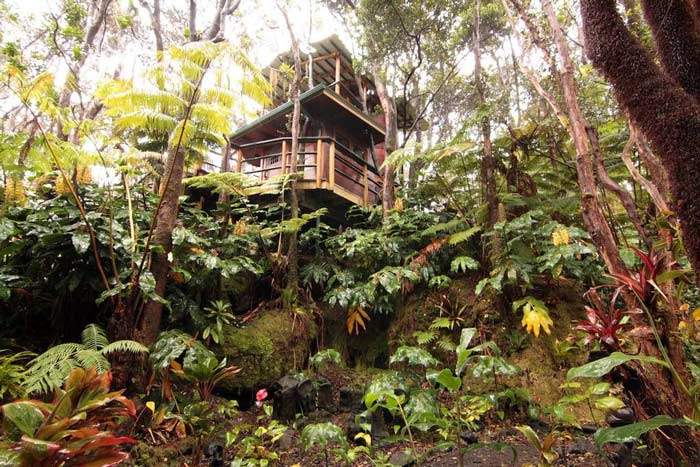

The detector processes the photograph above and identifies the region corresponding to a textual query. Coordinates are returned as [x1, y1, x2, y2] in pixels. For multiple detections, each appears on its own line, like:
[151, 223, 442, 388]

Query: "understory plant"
[0, 367, 136, 466]
[150, 329, 240, 402]
[23, 324, 148, 394]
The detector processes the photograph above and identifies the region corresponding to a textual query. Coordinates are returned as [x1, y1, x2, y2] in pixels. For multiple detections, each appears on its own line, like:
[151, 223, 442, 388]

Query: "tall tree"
[279, 2, 302, 303]
[580, 0, 700, 287]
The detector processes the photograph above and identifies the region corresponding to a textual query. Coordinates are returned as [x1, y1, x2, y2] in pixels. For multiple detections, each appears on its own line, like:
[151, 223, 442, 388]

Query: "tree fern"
[81, 323, 109, 350]
[23, 324, 147, 394]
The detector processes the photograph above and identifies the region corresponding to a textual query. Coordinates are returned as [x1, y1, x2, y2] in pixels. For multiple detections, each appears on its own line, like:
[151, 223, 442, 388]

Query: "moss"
[218, 309, 316, 390]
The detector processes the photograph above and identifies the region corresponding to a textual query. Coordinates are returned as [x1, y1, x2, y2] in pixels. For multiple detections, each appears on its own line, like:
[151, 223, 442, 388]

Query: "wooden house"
[228, 36, 386, 219]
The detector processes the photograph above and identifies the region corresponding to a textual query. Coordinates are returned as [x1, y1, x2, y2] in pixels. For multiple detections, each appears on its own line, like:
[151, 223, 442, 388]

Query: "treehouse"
[228, 35, 386, 220]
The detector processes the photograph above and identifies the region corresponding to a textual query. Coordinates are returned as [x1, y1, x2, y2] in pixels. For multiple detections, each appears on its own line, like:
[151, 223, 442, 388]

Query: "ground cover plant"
[2, 0, 700, 465]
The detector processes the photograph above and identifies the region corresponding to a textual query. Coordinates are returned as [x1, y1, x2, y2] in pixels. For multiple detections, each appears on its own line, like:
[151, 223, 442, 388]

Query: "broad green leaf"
[594, 396, 626, 411]
[567, 352, 668, 380]
[434, 368, 461, 392]
[594, 415, 698, 448]
[71, 232, 90, 255]
[1, 402, 44, 438]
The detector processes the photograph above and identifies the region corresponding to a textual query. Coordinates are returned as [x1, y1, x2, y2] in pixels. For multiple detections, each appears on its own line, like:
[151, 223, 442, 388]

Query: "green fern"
[23, 324, 148, 394]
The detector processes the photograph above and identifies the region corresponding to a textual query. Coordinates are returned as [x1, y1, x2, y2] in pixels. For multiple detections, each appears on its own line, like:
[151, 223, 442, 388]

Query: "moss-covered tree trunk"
[580, 0, 700, 461]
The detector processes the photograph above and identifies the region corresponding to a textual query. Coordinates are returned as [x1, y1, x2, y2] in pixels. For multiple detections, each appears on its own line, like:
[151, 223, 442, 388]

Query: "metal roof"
[265, 35, 361, 98]
[230, 83, 385, 144]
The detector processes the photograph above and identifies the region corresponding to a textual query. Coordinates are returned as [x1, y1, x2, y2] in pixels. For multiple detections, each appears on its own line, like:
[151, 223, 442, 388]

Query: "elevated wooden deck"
[234, 136, 382, 208]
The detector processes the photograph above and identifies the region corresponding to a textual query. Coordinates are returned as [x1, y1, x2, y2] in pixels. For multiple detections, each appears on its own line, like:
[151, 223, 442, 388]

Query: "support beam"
[281, 140, 288, 175]
[334, 53, 341, 94]
[236, 149, 243, 173]
[329, 140, 336, 188]
[363, 149, 369, 206]
[316, 139, 323, 187]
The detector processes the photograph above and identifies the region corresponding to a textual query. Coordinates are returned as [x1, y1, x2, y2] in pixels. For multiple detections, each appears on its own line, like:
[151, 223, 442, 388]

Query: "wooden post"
[316, 139, 323, 187]
[363, 149, 369, 206]
[281, 140, 288, 175]
[334, 54, 341, 94]
[329, 140, 336, 188]
[236, 149, 243, 173]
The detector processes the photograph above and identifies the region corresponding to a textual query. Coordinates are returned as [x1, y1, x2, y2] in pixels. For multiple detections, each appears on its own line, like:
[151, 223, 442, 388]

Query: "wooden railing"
[233, 136, 382, 206]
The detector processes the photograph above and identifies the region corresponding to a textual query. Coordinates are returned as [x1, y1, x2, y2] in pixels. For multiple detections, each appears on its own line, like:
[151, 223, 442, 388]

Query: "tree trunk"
[542, 0, 628, 279]
[580, 0, 700, 287]
[280, 4, 302, 303]
[580, 0, 700, 460]
[474, 0, 498, 233]
[134, 147, 186, 345]
[373, 72, 397, 214]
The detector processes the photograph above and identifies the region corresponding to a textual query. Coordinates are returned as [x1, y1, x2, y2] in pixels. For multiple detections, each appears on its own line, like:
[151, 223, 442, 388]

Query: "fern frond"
[101, 340, 149, 355]
[436, 338, 456, 353]
[75, 349, 110, 373]
[81, 324, 109, 351]
[414, 330, 437, 345]
[24, 343, 84, 394]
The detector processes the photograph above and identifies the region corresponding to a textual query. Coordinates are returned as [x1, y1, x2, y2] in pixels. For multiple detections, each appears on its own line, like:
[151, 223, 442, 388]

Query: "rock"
[459, 429, 479, 444]
[606, 407, 635, 427]
[370, 408, 392, 440]
[278, 428, 296, 451]
[346, 421, 366, 444]
[205, 443, 224, 467]
[315, 377, 334, 412]
[569, 439, 595, 455]
[389, 450, 416, 466]
[217, 310, 316, 391]
[588, 350, 611, 362]
[339, 387, 365, 413]
[578, 424, 598, 434]
[271, 375, 315, 421]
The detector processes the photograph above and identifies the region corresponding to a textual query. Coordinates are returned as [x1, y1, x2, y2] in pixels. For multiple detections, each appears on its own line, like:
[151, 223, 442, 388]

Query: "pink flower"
[255, 388, 268, 407]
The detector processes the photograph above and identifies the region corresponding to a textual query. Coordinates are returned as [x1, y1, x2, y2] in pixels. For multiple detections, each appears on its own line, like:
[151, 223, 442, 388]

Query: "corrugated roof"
[230, 83, 385, 143]
[265, 35, 361, 97]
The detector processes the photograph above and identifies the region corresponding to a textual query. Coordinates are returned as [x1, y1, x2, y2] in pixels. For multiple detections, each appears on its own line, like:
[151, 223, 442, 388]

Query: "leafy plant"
[574, 289, 628, 350]
[309, 349, 343, 371]
[299, 422, 348, 467]
[389, 346, 440, 369]
[0, 367, 136, 466]
[23, 324, 148, 394]
[151, 330, 239, 401]
[0, 350, 33, 400]
[608, 247, 663, 304]
[347, 305, 371, 335]
[513, 297, 554, 338]
[201, 300, 237, 345]
[516, 425, 559, 466]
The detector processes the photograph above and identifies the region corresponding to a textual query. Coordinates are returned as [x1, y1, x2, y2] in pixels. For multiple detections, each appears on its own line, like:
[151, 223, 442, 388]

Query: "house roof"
[265, 35, 359, 96]
[230, 83, 385, 145]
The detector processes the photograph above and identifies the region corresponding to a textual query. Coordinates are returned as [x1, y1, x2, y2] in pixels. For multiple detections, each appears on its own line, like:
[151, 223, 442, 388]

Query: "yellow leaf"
[680, 320, 688, 330]
[692, 309, 700, 321]
[347, 306, 370, 335]
[354, 432, 372, 446]
[521, 304, 553, 337]
[146, 401, 155, 413]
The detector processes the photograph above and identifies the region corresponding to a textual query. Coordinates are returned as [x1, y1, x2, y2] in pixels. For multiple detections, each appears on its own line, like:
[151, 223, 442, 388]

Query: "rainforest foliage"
[1, 0, 700, 466]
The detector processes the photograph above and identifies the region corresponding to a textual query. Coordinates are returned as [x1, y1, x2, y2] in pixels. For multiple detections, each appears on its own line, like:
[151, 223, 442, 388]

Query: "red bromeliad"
[607, 247, 664, 303]
[575, 288, 628, 351]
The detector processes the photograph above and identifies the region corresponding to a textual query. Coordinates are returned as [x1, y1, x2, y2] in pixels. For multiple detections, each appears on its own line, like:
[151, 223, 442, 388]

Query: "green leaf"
[451, 256, 479, 273]
[71, 232, 90, 255]
[434, 368, 461, 392]
[1, 402, 44, 437]
[567, 352, 668, 380]
[594, 415, 698, 448]
[448, 226, 481, 245]
[594, 396, 626, 411]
